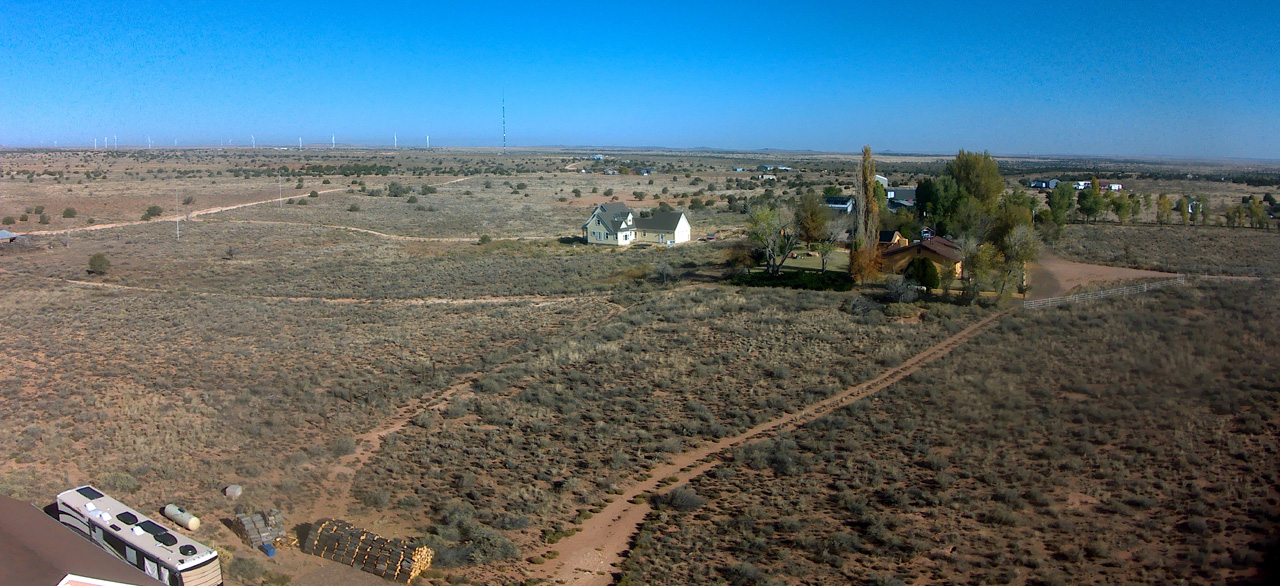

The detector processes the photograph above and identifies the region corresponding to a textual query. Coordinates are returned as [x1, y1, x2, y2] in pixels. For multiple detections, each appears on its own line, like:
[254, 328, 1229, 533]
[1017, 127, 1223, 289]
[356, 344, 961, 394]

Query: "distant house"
[882, 235, 963, 279]
[824, 196, 854, 214]
[758, 174, 777, 181]
[0, 230, 19, 242]
[756, 165, 776, 171]
[1029, 179, 1060, 189]
[886, 187, 916, 212]
[875, 174, 889, 188]
[1099, 182, 1123, 191]
[1073, 181, 1091, 190]
[0, 494, 165, 586]
[878, 230, 907, 250]
[592, 155, 604, 160]
[582, 203, 690, 246]
[603, 168, 619, 175]
[733, 168, 745, 172]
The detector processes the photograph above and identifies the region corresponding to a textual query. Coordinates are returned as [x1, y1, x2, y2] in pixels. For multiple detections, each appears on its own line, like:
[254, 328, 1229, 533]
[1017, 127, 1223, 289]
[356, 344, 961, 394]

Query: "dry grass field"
[1051, 223, 1280, 277]
[619, 280, 1280, 586]
[1, 148, 1277, 586]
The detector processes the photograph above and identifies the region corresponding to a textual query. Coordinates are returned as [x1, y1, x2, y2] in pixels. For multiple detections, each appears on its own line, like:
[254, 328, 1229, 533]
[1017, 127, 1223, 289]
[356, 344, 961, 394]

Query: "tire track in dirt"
[19, 177, 472, 237]
[219, 220, 561, 242]
[292, 297, 632, 527]
[533, 309, 1010, 586]
[1, 269, 603, 307]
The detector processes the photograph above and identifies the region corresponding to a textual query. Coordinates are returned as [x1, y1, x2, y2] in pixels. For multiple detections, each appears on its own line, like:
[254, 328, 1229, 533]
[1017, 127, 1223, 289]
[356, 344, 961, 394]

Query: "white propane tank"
[163, 504, 200, 531]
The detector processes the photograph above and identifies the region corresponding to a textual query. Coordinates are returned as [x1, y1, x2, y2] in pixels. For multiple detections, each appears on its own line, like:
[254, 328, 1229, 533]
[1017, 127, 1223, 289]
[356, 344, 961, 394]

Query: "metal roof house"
[824, 196, 854, 214]
[886, 187, 917, 212]
[0, 494, 165, 586]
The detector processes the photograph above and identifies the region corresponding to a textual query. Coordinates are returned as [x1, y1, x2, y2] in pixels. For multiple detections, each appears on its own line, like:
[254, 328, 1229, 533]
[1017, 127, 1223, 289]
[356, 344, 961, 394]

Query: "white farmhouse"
[582, 202, 690, 246]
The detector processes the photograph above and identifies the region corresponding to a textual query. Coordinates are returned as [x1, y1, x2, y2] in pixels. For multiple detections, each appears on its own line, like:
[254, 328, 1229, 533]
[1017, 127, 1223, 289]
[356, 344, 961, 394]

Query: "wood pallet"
[301, 519, 433, 583]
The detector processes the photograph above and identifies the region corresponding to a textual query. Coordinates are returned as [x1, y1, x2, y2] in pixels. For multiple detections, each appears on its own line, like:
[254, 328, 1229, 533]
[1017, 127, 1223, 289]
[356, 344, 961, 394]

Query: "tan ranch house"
[582, 202, 691, 246]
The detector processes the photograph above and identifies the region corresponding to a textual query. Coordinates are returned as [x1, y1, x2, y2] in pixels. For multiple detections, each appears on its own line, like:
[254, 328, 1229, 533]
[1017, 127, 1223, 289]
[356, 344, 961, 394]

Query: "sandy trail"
[1025, 251, 1179, 299]
[535, 309, 1009, 586]
[17, 177, 472, 237]
[220, 219, 560, 242]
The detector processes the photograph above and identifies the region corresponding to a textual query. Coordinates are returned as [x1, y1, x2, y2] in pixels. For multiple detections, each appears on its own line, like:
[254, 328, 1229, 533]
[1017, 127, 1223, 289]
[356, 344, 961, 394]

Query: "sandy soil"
[1025, 251, 1179, 299]
[533, 310, 1009, 586]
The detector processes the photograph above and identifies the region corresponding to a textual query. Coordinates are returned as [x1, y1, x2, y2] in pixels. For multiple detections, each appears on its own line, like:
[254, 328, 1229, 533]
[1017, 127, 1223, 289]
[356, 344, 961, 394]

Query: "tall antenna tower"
[298, 137, 302, 150]
[394, 132, 397, 149]
[94, 138, 97, 150]
[426, 135, 430, 149]
[251, 135, 256, 148]
[502, 92, 507, 154]
[332, 134, 335, 149]
[175, 188, 181, 241]
[113, 135, 118, 151]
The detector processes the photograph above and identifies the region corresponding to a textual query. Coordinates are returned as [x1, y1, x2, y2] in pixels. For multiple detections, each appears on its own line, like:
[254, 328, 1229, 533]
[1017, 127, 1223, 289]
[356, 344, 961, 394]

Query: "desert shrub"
[423, 185, 438, 194]
[478, 235, 492, 245]
[309, 190, 319, 197]
[347, 204, 360, 212]
[651, 487, 707, 512]
[87, 253, 110, 275]
[33, 205, 44, 214]
[228, 557, 264, 581]
[407, 195, 419, 203]
[143, 205, 163, 220]
[356, 487, 391, 508]
[62, 207, 76, 218]
[1, 216, 12, 225]
[98, 471, 139, 493]
[38, 214, 50, 224]
[729, 271, 854, 291]
[18, 214, 27, 221]
[329, 435, 356, 456]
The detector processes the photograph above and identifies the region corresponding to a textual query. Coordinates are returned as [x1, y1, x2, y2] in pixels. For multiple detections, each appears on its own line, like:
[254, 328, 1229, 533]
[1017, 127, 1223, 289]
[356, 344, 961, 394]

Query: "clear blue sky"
[2, 1, 1277, 158]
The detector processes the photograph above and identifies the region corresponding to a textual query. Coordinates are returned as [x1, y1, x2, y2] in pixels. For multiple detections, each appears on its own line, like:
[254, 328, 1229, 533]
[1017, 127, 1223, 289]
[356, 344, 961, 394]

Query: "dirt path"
[287, 298, 631, 535]
[1, 269, 604, 308]
[534, 309, 1009, 586]
[1026, 251, 1179, 299]
[18, 177, 472, 237]
[220, 219, 560, 242]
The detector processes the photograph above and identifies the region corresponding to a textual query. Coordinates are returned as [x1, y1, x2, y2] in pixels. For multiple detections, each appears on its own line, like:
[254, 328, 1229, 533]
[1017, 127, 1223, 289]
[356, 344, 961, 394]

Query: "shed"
[0, 230, 19, 242]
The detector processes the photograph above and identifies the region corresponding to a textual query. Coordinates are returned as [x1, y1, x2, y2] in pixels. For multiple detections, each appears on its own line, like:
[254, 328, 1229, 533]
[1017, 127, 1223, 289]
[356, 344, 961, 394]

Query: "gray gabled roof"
[0, 230, 18, 240]
[583, 202, 634, 234]
[634, 211, 686, 232]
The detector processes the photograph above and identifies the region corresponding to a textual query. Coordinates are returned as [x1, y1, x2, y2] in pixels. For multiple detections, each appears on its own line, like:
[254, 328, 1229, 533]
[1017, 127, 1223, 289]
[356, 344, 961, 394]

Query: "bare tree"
[747, 207, 801, 276]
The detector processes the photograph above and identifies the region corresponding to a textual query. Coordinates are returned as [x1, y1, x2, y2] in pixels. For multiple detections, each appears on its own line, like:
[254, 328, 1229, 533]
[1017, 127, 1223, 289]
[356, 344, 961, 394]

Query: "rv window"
[138, 520, 166, 535]
[155, 532, 178, 546]
[116, 512, 138, 525]
[76, 486, 105, 500]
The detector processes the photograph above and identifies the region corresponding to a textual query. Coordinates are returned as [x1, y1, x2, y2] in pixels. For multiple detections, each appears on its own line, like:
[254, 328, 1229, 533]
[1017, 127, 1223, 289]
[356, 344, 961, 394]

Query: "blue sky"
[2, 1, 1277, 158]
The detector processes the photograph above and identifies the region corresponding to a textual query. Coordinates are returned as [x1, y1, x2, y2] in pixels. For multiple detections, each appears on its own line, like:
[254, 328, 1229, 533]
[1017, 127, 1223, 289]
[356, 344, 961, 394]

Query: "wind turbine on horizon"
[252, 135, 256, 148]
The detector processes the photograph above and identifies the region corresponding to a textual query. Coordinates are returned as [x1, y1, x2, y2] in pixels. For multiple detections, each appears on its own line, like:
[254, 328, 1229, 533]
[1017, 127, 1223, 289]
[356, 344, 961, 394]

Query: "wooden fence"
[1023, 277, 1187, 309]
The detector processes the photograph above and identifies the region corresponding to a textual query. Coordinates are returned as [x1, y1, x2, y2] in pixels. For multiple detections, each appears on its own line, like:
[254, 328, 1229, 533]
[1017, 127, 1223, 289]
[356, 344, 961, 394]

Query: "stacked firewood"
[301, 519, 433, 583]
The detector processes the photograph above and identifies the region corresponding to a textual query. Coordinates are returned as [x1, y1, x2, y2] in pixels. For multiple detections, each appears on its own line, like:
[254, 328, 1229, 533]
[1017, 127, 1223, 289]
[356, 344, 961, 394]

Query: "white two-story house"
[582, 202, 691, 246]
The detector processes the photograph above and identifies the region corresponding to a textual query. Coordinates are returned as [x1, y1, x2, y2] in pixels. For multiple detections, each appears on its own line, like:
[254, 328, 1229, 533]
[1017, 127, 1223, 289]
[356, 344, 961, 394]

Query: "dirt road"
[18, 177, 472, 237]
[534, 309, 1009, 586]
[1025, 251, 1178, 299]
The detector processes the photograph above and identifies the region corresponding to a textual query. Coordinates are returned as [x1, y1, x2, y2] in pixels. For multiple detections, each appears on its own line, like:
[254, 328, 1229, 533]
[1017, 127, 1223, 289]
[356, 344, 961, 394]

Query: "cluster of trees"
[742, 148, 1040, 300]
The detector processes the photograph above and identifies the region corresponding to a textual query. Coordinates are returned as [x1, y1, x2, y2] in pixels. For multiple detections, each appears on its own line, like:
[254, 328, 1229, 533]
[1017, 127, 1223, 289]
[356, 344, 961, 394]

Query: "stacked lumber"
[233, 509, 286, 548]
[301, 519, 433, 583]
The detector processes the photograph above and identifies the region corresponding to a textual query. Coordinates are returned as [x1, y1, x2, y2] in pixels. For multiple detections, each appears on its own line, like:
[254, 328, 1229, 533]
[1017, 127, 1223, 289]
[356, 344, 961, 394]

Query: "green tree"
[1076, 183, 1105, 223]
[1, 216, 13, 225]
[1047, 183, 1074, 226]
[88, 253, 110, 275]
[795, 191, 832, 247]
[905, 256, 941, 289]
[1176, 197, 1190, 225]
[946, 150, 1004, 211]
[1198, 195, 1210, 225]
[747, 206, 801, 276]
[1109, 192, 1132, 224]
[62, 207, 77, 218]
[916, 176, 962, 230]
